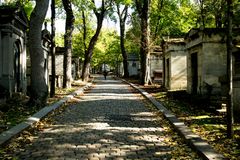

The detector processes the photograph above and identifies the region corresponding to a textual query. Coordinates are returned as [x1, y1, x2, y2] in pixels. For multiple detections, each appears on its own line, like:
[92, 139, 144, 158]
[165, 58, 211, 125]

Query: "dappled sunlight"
[83, 122, 110, 130]
[128, 134, 166, 143]
[15, 104, 172, 159]
[94, 84, 128, 87]
[86, 93, 137, 97]
[12, 77, 200, 160]
[188, 115, 211, 120]
[28, 120, 170, 159]
[82, 93, 142, 100]
[130, 112, 158, 121]
[131, 116, 158, 121]
[131, 112, 155, 116]
[43, 125, 84, 134]
[78, 96, 143, 101]
[93, 79, 122, 83]
[18, 117, 171, 159]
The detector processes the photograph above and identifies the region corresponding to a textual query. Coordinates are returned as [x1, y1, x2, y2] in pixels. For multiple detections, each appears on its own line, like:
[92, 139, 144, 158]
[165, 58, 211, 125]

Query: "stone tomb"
[127, 54, 140, 77]
[48, 47, 64, 88]
[0, 6, 28, 96]
[185, 28, 240, 114]
[150, 46, 163, 84]
[162, 38, 187, 90]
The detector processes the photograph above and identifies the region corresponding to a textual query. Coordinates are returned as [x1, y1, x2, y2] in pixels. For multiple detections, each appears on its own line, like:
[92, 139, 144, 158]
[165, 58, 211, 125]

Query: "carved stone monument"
[0, 6, 28, 96]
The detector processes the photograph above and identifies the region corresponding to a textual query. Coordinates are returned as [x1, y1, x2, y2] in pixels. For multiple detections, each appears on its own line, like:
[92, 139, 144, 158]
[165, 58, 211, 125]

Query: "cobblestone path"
[14, 76, 199, 160]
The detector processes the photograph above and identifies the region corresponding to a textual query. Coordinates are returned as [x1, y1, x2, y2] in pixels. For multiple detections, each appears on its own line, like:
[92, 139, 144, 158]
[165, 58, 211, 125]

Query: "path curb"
[0, 82, 92, 147]
[123, 79, 225, 160]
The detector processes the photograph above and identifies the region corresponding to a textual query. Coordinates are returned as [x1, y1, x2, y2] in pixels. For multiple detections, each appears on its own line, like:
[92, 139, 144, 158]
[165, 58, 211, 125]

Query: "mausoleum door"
[14, 42, 21, 92]
[191, 53, 198, 94]
[166, 59, 170, 88]
[233, 51, 240, 75]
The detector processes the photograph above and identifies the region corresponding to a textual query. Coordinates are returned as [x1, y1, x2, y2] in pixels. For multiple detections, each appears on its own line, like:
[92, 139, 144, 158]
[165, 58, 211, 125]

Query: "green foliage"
[72, 9, 95, 59]
[71, 0, 121, 69]
[92, 29, 121, 68]
[23, 1, 34, 19]
[193, 0, 226, 28]
[55, 33, 64, 47]
[233, 0, 240, 27]
[126, 0, 198, 45]
[72, 32, 85, 59]
[150, 0, 197, 43]
[0, 0, 34, 19]
[124, 10, 140, 54]
[125, 28, 140, 54]
[115, 0, 132, 5]
[73, 28, 121, 69]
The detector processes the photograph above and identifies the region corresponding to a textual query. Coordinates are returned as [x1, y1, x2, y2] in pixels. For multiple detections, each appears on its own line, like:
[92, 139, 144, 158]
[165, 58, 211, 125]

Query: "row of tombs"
[0, 6, 81, 98]
[162, 28, 240, 116]
[0, 6, 239, 116]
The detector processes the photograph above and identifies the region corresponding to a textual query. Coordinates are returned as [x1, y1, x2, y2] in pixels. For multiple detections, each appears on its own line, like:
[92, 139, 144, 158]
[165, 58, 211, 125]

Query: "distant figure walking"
[103, 70, 108, 80]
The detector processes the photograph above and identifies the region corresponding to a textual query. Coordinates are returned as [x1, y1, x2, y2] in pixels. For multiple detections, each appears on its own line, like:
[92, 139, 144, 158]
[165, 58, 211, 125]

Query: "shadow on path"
[14, 75, 199, 160]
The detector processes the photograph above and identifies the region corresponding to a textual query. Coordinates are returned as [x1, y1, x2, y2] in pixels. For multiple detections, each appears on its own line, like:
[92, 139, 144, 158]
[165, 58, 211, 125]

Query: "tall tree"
[28, 0, 49, 107]
[226, 0, 234, 138]
[151, 0, 163, 39]
[116, 1, 129, 78]
[135, 0, 151, 85]
[81, 0, 112, 81]
[62, 0, 75, 88]
[72, 1, 93, 61]
[82, 10, 88, 56]
[50, 0, 56, 97]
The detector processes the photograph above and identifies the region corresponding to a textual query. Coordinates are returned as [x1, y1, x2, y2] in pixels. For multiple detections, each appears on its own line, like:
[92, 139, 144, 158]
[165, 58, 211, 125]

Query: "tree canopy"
[47, 0, 240, 72]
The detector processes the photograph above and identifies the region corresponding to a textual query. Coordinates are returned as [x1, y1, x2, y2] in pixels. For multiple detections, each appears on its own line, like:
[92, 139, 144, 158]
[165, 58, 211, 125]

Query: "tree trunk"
[200, 0, 205, 28]
[135, 0, 152, 85]
[62, 0, 75, 88]
[226, 0, 234, 138]
[82, 21, 103, 81]
[117, 4, 129, 78]
[75, 58, 80, 79]
[50, 0, 56, 97]
[82, 0, 105, 81]
[28, 0, 49, 107]
[82, 10, 87, 54]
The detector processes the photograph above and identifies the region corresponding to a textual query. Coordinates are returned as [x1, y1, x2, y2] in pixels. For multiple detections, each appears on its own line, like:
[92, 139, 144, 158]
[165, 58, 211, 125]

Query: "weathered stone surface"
[162, 38, 187, 90]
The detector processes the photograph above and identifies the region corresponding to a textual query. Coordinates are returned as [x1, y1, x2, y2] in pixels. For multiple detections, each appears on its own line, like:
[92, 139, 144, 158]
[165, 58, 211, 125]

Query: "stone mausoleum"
[0, 6, 28, 96]
[150, 46, 163, 84]
[162, 38, 187, 90]
[48, 47, 64, 88]
[185, 28, 240, 114]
